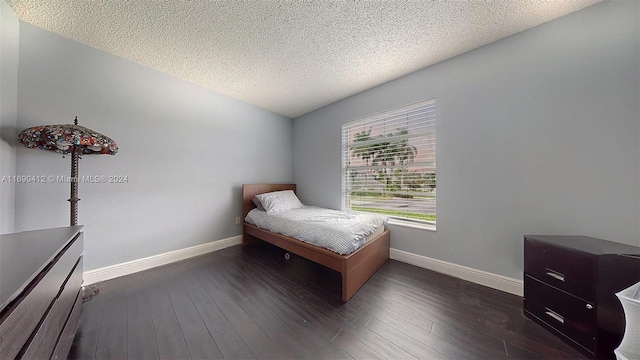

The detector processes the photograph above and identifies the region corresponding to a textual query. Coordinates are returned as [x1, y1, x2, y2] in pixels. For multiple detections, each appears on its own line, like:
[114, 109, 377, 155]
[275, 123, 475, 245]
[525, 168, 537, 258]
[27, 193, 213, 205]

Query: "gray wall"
[15, 22, 293, 271]
[0, 0, 19, 234]
[293, 1, 640, 280]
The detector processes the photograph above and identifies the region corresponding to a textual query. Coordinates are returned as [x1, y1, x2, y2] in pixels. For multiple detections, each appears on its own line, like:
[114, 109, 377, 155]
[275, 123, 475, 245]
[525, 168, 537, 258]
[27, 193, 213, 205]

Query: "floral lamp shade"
[18, 122, 118, 155]
[17, 117, 118, 226]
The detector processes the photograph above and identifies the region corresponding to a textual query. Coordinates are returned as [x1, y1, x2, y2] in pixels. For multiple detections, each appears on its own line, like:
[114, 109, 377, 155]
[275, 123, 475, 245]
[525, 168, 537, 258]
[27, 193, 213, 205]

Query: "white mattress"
[245, 206, 388, 255]
[364, 225, 385, 244]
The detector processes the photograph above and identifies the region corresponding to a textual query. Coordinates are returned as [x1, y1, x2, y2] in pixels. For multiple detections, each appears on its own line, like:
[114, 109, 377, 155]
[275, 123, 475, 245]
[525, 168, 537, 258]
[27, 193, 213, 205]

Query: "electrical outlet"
[235, 216, 241, 224]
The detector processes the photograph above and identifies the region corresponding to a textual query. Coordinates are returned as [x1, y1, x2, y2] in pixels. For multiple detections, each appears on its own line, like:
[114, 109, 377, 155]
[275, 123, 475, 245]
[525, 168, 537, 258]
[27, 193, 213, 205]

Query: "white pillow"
[252, 196, 265, 211]
[255, 190, 303, 215]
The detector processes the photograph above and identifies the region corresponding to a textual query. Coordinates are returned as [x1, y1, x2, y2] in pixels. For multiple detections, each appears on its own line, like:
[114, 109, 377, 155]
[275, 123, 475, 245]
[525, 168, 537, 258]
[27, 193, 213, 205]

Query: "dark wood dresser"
[523, 235, 640, 359]
[0, 226, 84, 359]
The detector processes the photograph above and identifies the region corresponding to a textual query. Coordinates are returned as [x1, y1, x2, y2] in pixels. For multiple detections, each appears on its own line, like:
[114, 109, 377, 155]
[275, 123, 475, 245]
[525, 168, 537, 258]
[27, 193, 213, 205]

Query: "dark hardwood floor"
[69, 242, 586, 359]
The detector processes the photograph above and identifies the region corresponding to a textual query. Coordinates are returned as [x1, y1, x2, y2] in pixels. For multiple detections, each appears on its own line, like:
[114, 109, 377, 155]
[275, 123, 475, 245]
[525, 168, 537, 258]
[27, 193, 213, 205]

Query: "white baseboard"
[83, 235, 242, 285]
[390, 248, 523, 296]
[83, 238, 523, 296]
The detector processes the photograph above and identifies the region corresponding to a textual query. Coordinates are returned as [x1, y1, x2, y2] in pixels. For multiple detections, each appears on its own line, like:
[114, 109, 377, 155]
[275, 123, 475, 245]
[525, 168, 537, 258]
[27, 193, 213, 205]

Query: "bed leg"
[243, 232, 258, 246]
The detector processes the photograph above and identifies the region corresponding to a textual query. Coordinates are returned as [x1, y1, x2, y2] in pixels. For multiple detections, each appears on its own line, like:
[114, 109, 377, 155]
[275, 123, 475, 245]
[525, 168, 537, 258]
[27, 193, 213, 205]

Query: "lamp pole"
[68, 116, 80, 226]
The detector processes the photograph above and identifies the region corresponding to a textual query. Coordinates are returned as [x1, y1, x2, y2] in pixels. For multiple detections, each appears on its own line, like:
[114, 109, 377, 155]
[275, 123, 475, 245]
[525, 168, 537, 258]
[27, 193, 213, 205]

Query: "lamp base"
[82, 285, 99, 302]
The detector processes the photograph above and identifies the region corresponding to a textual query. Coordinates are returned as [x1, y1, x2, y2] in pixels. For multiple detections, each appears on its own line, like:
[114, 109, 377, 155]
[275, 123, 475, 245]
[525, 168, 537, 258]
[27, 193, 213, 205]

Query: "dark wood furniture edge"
[523, 304, 593, 355]
[0, 228, 83, 360]
[523, 235, 640, 359]
[1, 226, 84, 314]
[242, 183, 390, 301]
[53, 288, 82, 359]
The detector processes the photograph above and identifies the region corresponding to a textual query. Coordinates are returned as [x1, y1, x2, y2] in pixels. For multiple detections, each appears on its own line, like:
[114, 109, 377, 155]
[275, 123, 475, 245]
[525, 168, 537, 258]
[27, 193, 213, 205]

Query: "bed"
[242, 184, 390, 302]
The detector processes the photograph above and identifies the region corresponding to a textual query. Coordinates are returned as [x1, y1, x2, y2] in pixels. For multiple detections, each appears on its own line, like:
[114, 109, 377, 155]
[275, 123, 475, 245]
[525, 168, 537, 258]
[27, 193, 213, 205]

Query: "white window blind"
[342, 99, 436, 225]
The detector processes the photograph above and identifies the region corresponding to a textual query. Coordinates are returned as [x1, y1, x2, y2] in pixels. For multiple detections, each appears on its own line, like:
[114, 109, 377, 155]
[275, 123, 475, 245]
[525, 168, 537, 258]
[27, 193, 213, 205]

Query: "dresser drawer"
[524, 275, 596, 352]
[524, 237, 595, 301]
[22, 256, 83, 359]
[52, 289, 82, 360]
[0, 232, 83, 359]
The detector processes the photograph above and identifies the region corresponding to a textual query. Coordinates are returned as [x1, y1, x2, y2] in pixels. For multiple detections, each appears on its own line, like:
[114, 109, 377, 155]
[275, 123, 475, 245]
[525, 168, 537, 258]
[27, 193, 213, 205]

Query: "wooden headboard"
[242, 184, 296, 220]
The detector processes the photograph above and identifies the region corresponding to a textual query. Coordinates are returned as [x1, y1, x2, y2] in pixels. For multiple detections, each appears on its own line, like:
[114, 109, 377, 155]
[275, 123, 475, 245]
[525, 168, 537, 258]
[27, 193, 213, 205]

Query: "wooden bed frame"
[242, 184, 390, 302]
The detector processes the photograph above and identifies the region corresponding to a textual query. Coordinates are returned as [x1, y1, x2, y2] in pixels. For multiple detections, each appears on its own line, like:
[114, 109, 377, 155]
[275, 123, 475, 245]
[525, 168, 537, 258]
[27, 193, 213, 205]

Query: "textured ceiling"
[7, 0, 600, 118]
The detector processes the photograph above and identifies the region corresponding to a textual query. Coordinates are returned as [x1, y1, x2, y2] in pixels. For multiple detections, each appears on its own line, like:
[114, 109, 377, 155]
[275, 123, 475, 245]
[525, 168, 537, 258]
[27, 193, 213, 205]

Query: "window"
[342, 99, 436, 227]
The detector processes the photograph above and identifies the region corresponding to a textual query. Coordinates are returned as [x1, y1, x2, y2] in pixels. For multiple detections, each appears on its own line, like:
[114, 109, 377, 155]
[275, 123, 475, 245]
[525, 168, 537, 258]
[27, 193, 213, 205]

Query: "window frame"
[341, 99, 436, 230]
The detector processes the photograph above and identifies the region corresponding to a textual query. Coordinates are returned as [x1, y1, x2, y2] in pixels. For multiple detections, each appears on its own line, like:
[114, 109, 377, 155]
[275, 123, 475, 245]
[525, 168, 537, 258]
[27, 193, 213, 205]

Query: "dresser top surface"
[0, 226, 83, 311]
[525, 235, 640, 255]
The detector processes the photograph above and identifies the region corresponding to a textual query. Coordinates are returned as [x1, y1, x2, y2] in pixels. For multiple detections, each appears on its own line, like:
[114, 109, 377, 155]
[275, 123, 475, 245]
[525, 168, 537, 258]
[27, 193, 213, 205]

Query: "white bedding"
[245, 206, 388, 255]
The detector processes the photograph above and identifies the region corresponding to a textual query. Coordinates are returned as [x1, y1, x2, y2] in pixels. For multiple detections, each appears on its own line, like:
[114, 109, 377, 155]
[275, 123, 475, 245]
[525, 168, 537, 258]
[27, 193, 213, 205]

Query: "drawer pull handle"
[545, 268, 565, 282]
[544, 308, 565, 324]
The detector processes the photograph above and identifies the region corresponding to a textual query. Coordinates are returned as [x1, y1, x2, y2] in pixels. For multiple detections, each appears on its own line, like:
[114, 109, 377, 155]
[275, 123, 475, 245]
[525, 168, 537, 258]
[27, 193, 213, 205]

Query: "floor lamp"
[18, 116, 118, 226]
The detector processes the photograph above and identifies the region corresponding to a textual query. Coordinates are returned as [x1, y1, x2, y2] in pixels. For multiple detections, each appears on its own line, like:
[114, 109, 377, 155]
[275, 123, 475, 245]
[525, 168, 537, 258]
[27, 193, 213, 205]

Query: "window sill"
[387, 218, 436, 232]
